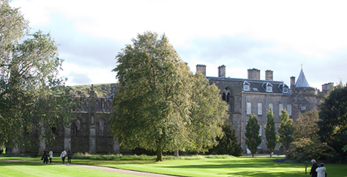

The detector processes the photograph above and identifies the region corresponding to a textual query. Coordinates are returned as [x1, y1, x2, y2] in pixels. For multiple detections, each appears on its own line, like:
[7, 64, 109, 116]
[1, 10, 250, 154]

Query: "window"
[278, 83, 289, 93]
[259, 125, 262, 136]
[258, 103, 262, 115]
[263, 82, 273, 92]
[283, 87, 288, 93]
[269, 103, 273, 113]
[279, 104, 283, 115]
[227, 93, 230, 103]
[287, 104, 292, 116]
[301, 106, 306, 111]
[247, 102, 251, 114]
[243, 81, 250, 91]
[266, 86, 273, 92]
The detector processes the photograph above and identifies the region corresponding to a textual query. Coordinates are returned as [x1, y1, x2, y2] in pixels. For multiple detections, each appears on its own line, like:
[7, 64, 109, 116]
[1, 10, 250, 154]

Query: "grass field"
[0, 160, 140, 177]
[1, 155, 346, 177]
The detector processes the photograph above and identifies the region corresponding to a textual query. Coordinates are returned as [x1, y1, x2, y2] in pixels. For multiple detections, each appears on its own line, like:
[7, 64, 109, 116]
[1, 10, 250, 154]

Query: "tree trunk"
[252, 153, 254, 157]
[156, 139, 163, 161]
[174, 149, 179, 157]
[270, 151, 272, 157]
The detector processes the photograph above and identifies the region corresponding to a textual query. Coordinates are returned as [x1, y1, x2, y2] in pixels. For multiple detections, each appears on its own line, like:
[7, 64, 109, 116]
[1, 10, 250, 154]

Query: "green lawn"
[1, 155, 346, 177]
[0, 160, 141, 177]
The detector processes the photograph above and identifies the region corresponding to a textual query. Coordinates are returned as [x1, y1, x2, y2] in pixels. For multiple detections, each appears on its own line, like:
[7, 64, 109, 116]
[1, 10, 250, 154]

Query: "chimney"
[218, 65, 226, 77]
[196, 64, 206, 77]
[247, 68, 260, 80]
[290, 76, 295, 93]
[265, 70, 273, 81]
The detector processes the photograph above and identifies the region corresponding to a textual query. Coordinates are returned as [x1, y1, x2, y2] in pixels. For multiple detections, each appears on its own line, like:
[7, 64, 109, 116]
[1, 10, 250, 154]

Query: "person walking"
[41, 148, 49, 164]
[60, 149, 67, 164]
[67, 150, 73, 165]
[310, 159, 319, 177]
[49, 150, 53, 164]
[316, 163, 326, 177]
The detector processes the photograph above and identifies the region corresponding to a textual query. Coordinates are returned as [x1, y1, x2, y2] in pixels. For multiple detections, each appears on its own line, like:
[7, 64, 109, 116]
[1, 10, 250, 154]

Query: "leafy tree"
[187, 72, 228, 153]
[111, 32, 228, 161]
[278, 109, 294, 150]
[318, 85, 347, 160]
[265, 108, 277, 157]
[294, 110, 319, 140]
[286, 137, 334, 174]
[245, 114, 261, 157]
[0, 1, 73, 150]
[208, 120, 242, 156]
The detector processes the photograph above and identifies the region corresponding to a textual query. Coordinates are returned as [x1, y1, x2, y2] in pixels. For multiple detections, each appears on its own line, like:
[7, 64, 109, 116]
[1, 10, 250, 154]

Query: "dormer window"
[243, 81, 250, 91]
[266, 86, 272, 92]
[283, 87, 288, 93]
[278, 83, 289, 93]
[262, 82, 273, 92]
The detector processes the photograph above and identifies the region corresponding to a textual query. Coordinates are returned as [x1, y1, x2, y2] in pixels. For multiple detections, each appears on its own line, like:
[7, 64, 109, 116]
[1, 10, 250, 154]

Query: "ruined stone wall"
[208, 78, 243, 145]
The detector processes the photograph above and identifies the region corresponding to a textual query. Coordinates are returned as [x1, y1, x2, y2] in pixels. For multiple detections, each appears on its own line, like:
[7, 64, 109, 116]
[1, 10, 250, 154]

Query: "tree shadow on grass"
[0, 161, 55, 166]
[226, 171, 307, 177]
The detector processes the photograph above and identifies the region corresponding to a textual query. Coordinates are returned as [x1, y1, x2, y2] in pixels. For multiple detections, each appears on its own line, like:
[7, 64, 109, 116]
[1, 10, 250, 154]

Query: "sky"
[10, 0, 347, 90]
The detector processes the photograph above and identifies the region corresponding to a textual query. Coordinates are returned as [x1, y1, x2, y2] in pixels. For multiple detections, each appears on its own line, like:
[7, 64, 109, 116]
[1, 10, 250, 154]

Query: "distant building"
[198, 64, 332, 152]
[12, 65, 334, 155]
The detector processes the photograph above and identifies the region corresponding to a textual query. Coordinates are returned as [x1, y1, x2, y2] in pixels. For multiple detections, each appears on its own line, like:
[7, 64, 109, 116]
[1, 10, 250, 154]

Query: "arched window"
[222, 93, 226, 101]
[227, 93, 230, 104]
[98, 119, 105, 136]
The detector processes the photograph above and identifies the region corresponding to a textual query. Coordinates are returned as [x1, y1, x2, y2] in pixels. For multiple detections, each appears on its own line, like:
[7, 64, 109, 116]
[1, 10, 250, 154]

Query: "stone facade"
[12, 65, 333, 155]
[205, 65, 332, 153]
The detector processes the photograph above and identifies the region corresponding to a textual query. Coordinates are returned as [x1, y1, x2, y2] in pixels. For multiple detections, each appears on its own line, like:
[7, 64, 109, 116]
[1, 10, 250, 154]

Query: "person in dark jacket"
[41, 148, 49, 164]
[310, 159, 319, 177]
[67, 150, 72, 165]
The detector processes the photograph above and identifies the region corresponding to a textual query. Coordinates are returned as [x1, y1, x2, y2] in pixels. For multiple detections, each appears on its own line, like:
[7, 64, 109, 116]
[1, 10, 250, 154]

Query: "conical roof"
[295, 68, 310, 87]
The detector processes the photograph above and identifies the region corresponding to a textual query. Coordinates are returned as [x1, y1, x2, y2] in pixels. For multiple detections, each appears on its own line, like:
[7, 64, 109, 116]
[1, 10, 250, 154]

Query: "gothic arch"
[83, 99, 89, 112]
[98, 118, 106, 136]
[105, 100, 112, 112]
[72, 118, 82, 136]
[96, 100, 101, 112]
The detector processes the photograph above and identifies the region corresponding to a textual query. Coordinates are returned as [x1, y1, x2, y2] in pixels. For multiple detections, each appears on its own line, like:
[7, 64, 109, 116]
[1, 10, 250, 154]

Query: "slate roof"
[207, 77, 290, 94]
[295, 68, 310, 88]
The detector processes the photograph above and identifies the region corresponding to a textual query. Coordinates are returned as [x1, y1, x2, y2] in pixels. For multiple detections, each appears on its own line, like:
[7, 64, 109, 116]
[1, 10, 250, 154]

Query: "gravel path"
[0, 159, 179, 177]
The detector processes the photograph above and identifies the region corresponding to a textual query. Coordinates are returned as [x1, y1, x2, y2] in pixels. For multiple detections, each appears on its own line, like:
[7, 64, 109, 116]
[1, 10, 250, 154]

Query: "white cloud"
[10, 0, 347, 88]
[12, 0, 347, 55]
[61, 63, 116, 86]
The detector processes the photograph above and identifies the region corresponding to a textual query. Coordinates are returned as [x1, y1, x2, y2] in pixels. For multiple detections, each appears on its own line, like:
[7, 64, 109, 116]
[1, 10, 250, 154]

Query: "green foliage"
[208, 121, 242, 156]
[318, 85, 347, 160]
[265, 108, 277, 157]
[187, 72, 228, 153]
[0, 1, 73, 148]
[67, 83, 116, 98]
[111, 31, 228, 161]
[294, 110, 319, 140]
[245, 114, 261, 157]
[286, 137, 335, 162]
[278, 109, 294, 150]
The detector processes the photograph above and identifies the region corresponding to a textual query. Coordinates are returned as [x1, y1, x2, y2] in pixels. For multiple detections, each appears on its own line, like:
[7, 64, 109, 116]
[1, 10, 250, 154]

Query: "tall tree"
[294, 110, 319, 140]
[208, 120, 242, 156]
[0, 1, 73, 150]
[265, 108, 277, 157]
[278, 109, 294, 150]
[187, 72, 228, 153]
[318, 85, 347, 160]
[245, 114, 261, 157]
[111, 32, 228, 161]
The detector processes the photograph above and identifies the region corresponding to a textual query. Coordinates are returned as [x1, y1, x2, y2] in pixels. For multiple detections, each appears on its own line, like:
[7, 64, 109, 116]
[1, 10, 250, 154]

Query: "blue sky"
[11, 0, 347, 90]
